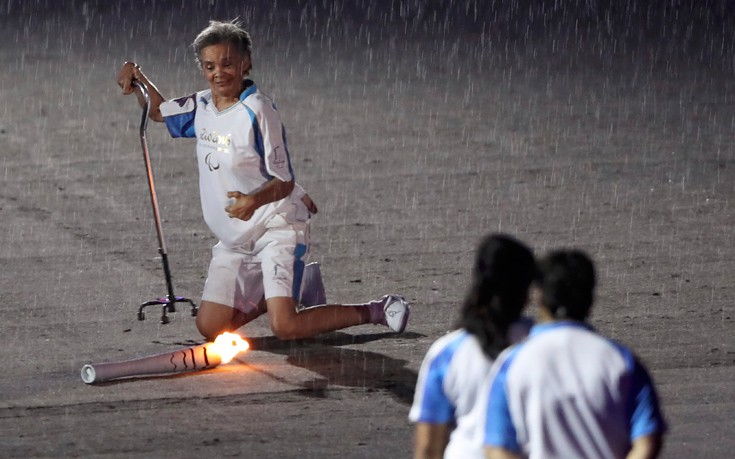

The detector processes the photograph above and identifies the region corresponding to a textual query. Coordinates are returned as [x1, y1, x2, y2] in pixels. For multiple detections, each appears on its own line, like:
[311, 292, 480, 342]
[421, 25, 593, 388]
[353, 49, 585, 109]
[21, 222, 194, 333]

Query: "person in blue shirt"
[409, 233, 537, 458]
[484, 250, 667, 459]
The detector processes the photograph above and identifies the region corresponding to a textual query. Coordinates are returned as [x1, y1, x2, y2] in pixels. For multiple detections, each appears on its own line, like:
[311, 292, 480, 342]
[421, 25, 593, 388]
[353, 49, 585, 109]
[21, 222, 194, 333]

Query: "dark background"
[1, 1, 733, 457]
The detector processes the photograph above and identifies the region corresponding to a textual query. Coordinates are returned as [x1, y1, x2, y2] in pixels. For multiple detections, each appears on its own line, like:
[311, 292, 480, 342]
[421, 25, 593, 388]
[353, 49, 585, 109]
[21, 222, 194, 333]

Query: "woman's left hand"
[225, 191, 258, 221]
[301, 193, 318, 214]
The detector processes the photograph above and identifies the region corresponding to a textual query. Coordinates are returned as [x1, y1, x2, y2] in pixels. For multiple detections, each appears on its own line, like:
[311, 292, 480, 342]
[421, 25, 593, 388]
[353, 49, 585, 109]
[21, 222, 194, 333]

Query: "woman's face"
[199, 42, 251, 100]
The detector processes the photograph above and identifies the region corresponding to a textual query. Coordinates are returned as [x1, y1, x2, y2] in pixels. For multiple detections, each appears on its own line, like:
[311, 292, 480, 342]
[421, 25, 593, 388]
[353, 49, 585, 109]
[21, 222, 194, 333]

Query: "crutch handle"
[132, 80, 150, 135]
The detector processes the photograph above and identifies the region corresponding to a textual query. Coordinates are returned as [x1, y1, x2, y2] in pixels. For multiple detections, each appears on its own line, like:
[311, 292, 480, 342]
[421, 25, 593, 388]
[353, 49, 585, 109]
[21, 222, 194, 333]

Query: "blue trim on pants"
[292, 243, 307, 300]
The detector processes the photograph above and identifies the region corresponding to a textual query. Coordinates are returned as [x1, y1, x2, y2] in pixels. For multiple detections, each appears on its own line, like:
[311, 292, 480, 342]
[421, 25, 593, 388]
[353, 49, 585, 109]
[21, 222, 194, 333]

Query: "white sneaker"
[382, 295, 410, 333]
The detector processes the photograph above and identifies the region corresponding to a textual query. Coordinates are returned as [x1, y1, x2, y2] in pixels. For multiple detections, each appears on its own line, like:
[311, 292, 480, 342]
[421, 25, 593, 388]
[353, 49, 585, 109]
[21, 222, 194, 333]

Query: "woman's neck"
[213, 95, 239, 111]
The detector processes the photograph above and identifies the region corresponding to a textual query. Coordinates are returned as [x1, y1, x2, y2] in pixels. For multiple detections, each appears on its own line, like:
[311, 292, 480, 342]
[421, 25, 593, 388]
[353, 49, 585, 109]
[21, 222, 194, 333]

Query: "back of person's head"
[459, 233, 536, 359]
[536, 250, 596, 321]
[192, 19, 253, 68]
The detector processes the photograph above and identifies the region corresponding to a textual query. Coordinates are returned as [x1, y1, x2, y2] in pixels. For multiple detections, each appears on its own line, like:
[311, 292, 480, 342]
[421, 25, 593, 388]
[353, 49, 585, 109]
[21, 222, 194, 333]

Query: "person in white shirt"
[116, 19, 408, 341]
[409, 233, 536, 458]
[483, 250, 667, 459]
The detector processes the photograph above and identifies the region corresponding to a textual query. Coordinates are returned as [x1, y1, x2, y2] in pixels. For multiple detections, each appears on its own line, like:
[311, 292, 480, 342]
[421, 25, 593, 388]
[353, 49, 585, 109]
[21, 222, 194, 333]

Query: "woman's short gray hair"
[192, 19, 252, 67]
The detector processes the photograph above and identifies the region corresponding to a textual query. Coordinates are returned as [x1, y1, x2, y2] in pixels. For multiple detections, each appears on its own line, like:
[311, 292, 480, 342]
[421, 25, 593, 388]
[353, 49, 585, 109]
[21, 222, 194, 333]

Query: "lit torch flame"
[209, 332, 250, 364]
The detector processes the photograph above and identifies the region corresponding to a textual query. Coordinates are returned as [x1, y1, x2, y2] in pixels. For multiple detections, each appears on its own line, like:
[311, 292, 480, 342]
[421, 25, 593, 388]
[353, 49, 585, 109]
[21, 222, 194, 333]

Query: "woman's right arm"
[626, 434, 663, 459]
[414, 423, 450, 459]
[116, 61, 166, 122]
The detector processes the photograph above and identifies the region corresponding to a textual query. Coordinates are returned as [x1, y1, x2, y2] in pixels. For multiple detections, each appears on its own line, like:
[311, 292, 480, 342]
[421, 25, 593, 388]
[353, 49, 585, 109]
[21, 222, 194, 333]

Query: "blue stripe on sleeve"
[243, 105, 273, 180]
[628, 358, 667, 440]
[164, 111, 196, 138]
[414, 333, 468, 424]
[485, 349, 521, 452]
[607, 339, 667, 441]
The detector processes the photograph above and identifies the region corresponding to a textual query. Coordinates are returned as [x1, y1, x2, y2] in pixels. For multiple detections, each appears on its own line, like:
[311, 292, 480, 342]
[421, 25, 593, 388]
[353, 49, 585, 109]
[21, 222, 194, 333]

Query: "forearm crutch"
[132, 80, 197, 324]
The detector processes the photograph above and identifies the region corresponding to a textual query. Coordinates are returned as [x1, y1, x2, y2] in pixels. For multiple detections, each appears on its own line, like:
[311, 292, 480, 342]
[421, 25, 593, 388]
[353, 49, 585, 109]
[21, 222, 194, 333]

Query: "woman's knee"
[196, 316, 224, 341]
[267, 297, 300, 340]
[268, 320, 301, 340]
[196, 301, 235, 341]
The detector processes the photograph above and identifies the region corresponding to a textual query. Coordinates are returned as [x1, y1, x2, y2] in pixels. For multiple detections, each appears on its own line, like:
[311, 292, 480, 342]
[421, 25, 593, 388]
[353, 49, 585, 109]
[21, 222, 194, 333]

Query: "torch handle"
[81, 344, 221, 384]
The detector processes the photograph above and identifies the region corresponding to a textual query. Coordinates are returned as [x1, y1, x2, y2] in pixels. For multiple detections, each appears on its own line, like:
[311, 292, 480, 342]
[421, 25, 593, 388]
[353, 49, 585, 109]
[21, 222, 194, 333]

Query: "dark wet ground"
[1, 1, 733, 457]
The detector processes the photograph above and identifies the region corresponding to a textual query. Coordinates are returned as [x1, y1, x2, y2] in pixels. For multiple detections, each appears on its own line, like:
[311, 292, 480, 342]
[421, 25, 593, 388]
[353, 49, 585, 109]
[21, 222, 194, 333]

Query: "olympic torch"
[81, 332, 249, 384]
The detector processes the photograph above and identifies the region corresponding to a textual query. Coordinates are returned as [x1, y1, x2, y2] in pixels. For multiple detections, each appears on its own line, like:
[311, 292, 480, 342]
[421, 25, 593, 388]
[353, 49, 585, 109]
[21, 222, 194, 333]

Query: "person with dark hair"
[409, 233, 537, 458]
[483, 250, 667, 459]
[116, 19, 409, 341]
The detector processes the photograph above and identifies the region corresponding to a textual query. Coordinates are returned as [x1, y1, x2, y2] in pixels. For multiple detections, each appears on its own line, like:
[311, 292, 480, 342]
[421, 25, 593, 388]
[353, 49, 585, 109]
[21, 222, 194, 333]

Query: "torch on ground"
[81, 332, 249, 384]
